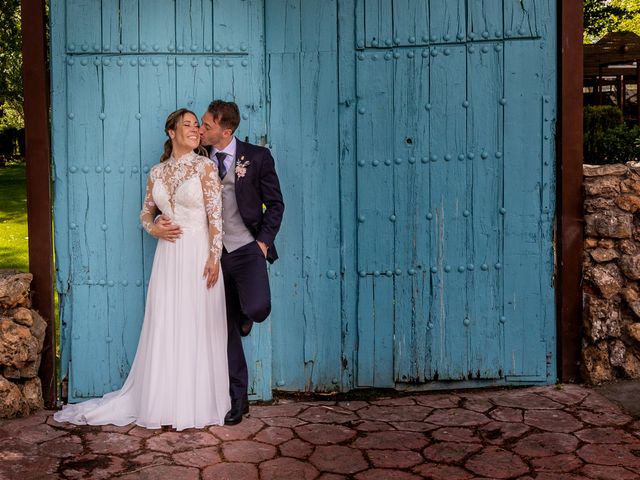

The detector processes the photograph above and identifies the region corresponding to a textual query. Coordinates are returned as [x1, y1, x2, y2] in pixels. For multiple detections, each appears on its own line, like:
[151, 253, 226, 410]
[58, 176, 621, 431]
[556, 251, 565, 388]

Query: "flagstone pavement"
[1, 384, 639, 479]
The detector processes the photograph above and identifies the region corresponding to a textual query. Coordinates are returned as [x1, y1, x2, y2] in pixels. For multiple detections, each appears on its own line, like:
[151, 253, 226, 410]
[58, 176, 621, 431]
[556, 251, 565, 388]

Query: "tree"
[584, 0, 640, 42]
[0, 0, 23, 130]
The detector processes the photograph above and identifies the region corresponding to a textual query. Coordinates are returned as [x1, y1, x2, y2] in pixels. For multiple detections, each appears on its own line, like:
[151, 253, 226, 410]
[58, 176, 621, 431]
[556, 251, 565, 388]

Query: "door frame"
[23, 0, 584, 401]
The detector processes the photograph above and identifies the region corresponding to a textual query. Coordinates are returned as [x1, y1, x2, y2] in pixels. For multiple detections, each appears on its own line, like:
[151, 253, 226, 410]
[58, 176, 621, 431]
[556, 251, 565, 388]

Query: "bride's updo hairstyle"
[160, 108, 206, 162]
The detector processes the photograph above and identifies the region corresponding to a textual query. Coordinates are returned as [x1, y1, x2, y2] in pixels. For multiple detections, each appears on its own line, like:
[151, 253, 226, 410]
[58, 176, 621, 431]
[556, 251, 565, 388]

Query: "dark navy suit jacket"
[208, 138, 285, 263]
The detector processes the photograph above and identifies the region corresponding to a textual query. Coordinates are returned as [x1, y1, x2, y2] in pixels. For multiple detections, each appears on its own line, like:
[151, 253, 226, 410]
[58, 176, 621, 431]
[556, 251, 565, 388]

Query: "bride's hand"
[203, 258, 219, 288]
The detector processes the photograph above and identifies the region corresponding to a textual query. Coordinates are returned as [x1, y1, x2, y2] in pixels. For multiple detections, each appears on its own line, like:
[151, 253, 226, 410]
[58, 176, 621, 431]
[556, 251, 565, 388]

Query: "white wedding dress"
[55, 151, 231, 430]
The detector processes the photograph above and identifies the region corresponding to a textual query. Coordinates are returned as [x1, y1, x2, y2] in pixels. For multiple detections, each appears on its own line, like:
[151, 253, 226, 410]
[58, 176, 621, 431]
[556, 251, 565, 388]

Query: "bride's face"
[169, 113, 200, 151]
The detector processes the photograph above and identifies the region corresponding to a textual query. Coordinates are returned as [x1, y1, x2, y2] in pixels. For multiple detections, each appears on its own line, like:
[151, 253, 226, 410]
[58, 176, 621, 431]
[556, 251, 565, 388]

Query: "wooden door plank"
[429, 0, 465, 43]
[67, 58, 106, 286]
[69, 285, 110, 399]
[337, 0, 359, 391]
[139, 57, 177, 286]
[213, 0, 250, 53]
[392, 50, 431, 383]
[300, 49, 342, 390]
[139, 0, 176, 54]
[364, 0, 393, 48]
[66, 0, 101, 53]
[103, 60, 145, 388]
[468, 0, 503, 41]
[503, 39, 547, 379]
[176, 0, 211, 53]
[428, 45, 467, 380]
[392, 0, 429, 46]
[355, 51, 394, 274]
[504, 0, 538, 38]
[101, 0, 139, 53]
[265, 0, 301, 54]
[266, 52, 306, 391]
[467, 42, 504, 379]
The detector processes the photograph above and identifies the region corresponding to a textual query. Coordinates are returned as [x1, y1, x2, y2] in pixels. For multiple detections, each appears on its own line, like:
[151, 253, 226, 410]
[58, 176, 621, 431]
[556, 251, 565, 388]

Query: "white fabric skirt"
[55, 227, 231, 430]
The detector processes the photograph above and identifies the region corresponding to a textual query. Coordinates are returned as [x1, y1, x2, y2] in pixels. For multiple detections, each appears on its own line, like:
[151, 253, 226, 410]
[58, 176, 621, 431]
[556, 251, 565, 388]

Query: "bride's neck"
[171, 145, 192, 159]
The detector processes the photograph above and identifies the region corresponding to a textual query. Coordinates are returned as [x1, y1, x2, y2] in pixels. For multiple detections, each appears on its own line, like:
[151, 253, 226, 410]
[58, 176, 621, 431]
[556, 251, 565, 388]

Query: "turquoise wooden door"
[51, 0, 271, 401]
[354, 0, 557, 387]
[52, 0, 557, 400]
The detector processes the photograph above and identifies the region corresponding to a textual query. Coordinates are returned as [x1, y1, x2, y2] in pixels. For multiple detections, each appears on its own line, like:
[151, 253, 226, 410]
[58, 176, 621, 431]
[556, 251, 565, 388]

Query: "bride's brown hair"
[160, 108, 207, 162]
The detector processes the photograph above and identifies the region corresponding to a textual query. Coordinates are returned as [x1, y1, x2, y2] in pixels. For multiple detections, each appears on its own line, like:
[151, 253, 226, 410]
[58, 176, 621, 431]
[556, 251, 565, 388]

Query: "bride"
[54, 108, 231, 430]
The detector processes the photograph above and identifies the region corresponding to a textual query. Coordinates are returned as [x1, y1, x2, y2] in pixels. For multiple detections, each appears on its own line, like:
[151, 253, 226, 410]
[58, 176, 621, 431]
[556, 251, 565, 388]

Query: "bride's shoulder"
[194, 154, 215, 171]
[148, 162, 164, 178]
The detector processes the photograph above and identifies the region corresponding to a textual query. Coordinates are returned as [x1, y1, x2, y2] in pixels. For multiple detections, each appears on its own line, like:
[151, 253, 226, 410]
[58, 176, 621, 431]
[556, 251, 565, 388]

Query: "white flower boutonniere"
[235, 156, 250, 178]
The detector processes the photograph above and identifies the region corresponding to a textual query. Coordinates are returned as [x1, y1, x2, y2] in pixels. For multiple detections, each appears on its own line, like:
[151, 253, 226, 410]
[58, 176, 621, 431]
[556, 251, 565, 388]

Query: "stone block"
[583, 295, 621, 341]
[619, 254, 640, 280]
[0, 319, 34, 367]
[619, 239, 639, 255]
[585, 212, 633, 238]
[609, 340, 626, 368]
[616, 194, 640, 212]
[626, 323, 640, 344]
[623, 353, 640, 378]
[0, 271, 32, 309]
[620, 176, 640, 194]
[19, 357, 41, 378]
[584, 176, 621, 197]
[29, 310, 47, 353]
[0, 375, 28, 418]
[585, 237, 599, 249]
[581, 343, 614, 384]
[598, 239, 616, 249]
[588, 263, 624, 299]
[583, 164, 628, 177]
[3, 365, 20, 379]
[590, 248, 619, 263]
[12, 307, 33, 327]
[584, 197, 615, 213]
[23, 377, 43, 413]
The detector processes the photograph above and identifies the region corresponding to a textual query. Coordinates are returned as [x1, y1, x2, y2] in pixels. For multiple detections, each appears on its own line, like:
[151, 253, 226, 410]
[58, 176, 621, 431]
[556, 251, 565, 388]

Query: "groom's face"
[200, 111, 232, 149]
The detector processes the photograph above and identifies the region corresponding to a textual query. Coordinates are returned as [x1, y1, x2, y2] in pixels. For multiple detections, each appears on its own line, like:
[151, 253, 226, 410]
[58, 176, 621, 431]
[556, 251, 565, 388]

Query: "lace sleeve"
[140, 173, 157, 235]
[200, 159, 223, 262]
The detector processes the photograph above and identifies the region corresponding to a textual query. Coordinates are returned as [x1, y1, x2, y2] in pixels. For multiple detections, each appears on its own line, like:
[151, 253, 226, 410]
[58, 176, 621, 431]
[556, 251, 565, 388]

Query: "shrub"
[584, 105, 640, 164]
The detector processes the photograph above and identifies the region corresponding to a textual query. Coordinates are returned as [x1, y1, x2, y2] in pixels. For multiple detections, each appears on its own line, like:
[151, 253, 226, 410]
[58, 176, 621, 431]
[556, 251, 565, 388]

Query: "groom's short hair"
[208, 100, 240, 133]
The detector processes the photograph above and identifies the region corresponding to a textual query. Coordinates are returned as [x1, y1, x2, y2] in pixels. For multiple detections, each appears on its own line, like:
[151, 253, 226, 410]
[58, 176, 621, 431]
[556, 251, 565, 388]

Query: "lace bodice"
[140, 151, 223, 261]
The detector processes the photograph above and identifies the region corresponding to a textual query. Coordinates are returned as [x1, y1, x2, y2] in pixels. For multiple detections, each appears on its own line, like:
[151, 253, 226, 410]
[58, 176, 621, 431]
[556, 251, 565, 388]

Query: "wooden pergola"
[585, 31, 640, 125]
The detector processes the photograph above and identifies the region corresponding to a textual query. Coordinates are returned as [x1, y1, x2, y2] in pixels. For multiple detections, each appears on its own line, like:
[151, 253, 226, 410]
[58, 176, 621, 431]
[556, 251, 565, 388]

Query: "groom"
[156, 100, 284, 425]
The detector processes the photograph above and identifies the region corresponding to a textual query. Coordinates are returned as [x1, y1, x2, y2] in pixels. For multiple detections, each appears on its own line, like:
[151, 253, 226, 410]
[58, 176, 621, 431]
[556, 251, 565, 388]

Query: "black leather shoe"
[224, 398, 249, 425]
[240, 318, 254, 337]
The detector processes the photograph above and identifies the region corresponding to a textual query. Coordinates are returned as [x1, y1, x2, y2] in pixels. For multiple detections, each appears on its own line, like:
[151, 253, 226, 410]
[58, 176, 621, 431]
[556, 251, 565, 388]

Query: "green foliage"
[0, 0, 23, 130]
[584, 0, 640, 42]
[584, 106, 640, 164]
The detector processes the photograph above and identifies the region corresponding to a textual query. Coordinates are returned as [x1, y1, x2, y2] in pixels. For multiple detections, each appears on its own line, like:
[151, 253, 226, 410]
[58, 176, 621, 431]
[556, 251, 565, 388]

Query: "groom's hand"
[152, 215, 182, 242]
[257, 240, 268, 258]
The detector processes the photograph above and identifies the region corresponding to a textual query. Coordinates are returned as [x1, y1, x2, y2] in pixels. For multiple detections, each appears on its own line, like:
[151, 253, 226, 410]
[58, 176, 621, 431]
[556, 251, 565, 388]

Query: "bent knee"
[246, 301, 271, 322]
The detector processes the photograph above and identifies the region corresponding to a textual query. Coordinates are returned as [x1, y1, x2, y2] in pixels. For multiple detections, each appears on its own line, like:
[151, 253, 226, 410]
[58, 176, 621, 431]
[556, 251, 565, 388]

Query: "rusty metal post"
[557, 0, 584, 383]
[637, 60, 640, 126]
[21, 0, 56, 407]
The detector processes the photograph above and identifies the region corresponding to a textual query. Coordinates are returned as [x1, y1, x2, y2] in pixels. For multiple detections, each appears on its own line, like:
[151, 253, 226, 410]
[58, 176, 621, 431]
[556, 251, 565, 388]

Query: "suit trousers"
[221, 241, 271, 401]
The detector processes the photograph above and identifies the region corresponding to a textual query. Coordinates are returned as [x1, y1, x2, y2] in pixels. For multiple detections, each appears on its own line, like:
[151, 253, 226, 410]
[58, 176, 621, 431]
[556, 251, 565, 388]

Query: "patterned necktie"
[215, 152, 228, 179]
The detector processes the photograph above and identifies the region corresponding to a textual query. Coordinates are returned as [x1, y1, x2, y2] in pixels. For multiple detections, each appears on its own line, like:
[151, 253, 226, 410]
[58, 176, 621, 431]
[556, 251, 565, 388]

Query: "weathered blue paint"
[52, 0, 557, 401]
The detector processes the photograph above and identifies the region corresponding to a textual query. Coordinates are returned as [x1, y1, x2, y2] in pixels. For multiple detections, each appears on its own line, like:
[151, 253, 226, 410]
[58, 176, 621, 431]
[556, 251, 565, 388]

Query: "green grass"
[0, 162, 61, 377]
[0, 163, 29, 271]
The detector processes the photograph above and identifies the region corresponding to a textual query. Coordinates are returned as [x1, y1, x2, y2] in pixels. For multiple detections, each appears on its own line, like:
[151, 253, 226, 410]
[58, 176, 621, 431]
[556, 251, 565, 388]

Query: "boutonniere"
[235, 156, 250, 178]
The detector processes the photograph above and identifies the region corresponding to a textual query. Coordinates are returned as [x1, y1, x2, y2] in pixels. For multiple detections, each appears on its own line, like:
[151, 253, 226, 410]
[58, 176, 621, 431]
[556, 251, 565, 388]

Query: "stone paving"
[1, 384, 640, 479]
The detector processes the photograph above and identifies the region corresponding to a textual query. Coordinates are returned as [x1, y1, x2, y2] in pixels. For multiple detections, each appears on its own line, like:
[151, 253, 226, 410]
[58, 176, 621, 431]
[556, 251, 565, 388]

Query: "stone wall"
[583, 163, 640, 384]
[0, 270, 46, 417]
